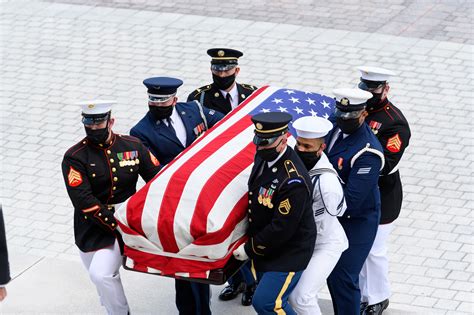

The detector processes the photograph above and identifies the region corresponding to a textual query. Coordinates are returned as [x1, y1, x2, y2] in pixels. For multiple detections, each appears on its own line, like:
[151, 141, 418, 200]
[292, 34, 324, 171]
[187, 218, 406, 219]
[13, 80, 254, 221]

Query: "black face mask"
[85, 124, 109, 146]
[366, 92, 383, 110]
[212, 73, 236, 90]
[336, 117, 361, 134]
[256, 140, 282, 162]
[149, 105, 173, 121]
[295, 147, 321, 170]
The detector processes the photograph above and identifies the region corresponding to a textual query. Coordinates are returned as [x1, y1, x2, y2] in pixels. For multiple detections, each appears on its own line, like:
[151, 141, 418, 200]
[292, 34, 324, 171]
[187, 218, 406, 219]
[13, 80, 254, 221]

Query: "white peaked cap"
[77, 100, 116, 115]
[333, 88, 373, 105]
[357, 66, 396, 82]
[293, 116, 333, 139]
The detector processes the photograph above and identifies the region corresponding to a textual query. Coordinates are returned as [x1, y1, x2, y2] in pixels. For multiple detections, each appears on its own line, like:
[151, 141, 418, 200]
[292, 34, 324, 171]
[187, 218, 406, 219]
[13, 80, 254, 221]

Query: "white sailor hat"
[293, 116, 333, 139]
[333, 88, 373, 119]
[357, 66, 396, 90]
[78, 100, 115, 125]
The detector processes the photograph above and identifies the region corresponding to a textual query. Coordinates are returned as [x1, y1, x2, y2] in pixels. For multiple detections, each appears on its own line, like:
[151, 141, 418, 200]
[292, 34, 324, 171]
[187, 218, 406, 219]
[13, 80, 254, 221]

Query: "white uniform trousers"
[79, 240, 129, 315]
[359, 223, 394, 305]
[289, 247, 343, 315]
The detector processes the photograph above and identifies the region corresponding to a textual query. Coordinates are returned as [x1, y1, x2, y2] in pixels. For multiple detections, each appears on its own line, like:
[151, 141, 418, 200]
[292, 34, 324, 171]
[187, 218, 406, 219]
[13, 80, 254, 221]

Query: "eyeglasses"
[253, 135, 280, 146]
[82, 115, 109, 125]
[148, 93, 175, 104]
[211, 64, 237, 72]
[334, 108, 364, 119]
[358, 81, 385, 93]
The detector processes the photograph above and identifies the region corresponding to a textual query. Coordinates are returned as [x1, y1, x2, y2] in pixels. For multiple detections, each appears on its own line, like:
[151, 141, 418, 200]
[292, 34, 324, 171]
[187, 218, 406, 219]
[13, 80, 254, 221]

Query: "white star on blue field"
[252, 88, 335, 135]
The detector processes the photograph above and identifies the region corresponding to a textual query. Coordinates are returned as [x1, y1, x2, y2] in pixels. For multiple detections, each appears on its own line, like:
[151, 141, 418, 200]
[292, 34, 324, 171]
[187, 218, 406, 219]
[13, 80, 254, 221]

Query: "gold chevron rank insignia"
[278, 198, 291, 215]
[68, 166, 83, 187]
[386, 133, 402, 153]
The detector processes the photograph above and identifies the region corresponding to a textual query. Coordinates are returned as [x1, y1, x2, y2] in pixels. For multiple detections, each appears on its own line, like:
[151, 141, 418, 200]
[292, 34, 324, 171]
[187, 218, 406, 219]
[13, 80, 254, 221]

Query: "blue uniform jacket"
[130, 101, 223, 165]
[325, 122, 384, 242]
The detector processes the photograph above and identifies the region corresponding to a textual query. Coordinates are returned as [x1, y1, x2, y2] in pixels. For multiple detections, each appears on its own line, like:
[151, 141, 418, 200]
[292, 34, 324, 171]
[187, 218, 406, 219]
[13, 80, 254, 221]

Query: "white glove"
[233, 243, 249, 261]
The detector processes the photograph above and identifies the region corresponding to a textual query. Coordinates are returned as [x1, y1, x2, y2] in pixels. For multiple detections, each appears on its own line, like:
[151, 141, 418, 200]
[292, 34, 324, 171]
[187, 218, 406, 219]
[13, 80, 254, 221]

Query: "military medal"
[258, 187, 265, 204]
[368, 120, 382, 135]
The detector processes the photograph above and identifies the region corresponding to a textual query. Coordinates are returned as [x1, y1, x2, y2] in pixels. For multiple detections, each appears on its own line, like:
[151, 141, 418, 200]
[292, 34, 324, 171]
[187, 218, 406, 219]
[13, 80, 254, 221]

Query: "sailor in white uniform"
[288, 116, 349, 315]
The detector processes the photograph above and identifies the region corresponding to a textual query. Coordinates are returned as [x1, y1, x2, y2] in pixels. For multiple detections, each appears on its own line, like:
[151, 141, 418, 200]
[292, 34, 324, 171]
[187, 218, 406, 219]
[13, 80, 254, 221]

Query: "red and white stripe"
[115, 86, 293, 278]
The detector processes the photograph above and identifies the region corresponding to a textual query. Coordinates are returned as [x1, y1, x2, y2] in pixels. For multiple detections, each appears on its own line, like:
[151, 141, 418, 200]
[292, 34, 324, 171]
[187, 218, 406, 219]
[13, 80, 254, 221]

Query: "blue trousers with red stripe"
[252, 271, 302, 315]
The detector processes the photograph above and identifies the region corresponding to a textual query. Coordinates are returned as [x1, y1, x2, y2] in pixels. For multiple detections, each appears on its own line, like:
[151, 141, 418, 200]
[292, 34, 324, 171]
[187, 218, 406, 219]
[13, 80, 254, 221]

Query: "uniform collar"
[268, 146, 288, 168]
[219, 83, 238, 102]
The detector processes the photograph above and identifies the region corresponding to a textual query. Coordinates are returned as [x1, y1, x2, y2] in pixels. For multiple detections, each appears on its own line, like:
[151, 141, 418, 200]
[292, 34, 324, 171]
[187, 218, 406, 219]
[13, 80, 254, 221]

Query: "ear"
[320, 142, 327, 152]
[234, 67, 240, 76]
[382, 84, 390, 99]
[172, 96, 178, 106]
[109, 117, 115, 129]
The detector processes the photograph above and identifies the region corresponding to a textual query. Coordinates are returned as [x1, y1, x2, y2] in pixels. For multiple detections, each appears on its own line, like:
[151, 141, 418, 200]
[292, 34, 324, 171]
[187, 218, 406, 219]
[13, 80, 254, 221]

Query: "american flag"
[114, 86, 335, 280]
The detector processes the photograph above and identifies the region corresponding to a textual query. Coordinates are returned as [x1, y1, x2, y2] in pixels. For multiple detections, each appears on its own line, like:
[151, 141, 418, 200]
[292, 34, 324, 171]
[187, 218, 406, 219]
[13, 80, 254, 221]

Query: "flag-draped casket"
[114, 86, 335, 283]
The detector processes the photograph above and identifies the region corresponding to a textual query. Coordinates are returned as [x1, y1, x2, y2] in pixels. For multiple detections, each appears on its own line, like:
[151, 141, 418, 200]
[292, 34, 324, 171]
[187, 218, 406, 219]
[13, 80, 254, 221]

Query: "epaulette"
[65, 138, 88, 156]
[118, 134, 141, 143]
[241, 83, 257, 91]
[284, 160, 300, 179]
[192, 85, 212, 98]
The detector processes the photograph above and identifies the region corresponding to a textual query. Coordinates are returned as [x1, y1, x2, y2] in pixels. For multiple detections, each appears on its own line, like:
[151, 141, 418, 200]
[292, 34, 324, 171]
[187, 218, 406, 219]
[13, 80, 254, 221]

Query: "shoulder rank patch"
[193, 85, 211, 97]
[386, 133, 402, 153]
[241, 84, 257, 91]
[68, 166, 82, 187]
[284, 160, 300, 178]
[287, 179, 302, 185]
[278, 198, 291, 215]
[149, 152, 160, 166]
[357, 167, 372, 174]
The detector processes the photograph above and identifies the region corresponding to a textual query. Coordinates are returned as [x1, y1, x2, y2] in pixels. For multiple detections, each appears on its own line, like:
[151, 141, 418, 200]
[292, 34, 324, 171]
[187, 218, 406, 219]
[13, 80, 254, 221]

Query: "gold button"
[105, 217, 108, 221]
[249, 192, 253, 195]
[84, 215, 87, 219]
[113, 186, 117, 191]
[82, 141, 86, 144]
[111, 195, 114, 198]
[248, 200, 252, 204]
[99, 144, 103, 147]
[136, 159, 140, 164]
[107, 150, 111, 154]
[130, 168, 133, 172]
[110, 158, 114, 163]
[248, 209, 251, 214]
[112, 167, 116, 172]
[98, 213, 102, 216]
[113, 177, 118, 182]
[92, 173, 96, 178]
[249, 218, 252, 222]
[111, 223, 115, 227]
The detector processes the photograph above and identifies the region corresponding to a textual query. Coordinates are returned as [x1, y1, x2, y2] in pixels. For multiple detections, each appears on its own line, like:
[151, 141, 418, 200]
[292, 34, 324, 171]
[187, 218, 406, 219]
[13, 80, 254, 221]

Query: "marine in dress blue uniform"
[129, 77, 224, 315]
[232, 112, 316, 315]
[130, 77, 223, 166]
[62, 101, 162, 315]
[187, 48, 257, 115]
[357, 67, 411, 315]
[324, 89, 385, 315]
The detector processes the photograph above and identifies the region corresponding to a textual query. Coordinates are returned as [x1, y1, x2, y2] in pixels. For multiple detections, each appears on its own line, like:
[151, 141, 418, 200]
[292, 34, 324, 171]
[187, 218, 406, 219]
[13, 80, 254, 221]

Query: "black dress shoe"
[360, 302, 368, 314]
[364, 299, 389, 315]
[241, 284, 256, 306]
[218, 282, 246, 301]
